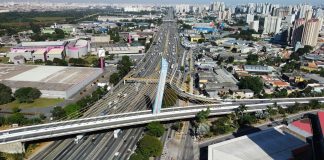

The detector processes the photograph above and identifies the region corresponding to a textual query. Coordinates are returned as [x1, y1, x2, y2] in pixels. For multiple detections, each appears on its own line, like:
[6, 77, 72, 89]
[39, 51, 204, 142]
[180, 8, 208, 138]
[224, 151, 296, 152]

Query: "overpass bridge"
[0, 97, 323, 144]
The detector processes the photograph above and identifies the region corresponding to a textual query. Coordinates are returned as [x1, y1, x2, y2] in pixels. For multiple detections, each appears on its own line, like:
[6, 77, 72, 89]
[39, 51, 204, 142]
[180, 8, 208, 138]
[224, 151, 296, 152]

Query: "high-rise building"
[301, 19, 321, 47]
[291, 18, 305, 47]
[246, 14, 254, 24]
[297, 4, 312, 19]
[210, 2, 225, 12]
[263, 16, 282, 34]
[305, 9, 313, 21]
[249, 20, 259, 32]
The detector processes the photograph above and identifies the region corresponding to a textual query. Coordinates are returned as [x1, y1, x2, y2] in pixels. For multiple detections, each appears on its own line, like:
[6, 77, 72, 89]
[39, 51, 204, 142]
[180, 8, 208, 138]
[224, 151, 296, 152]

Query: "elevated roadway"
[1, 97, 324, 144]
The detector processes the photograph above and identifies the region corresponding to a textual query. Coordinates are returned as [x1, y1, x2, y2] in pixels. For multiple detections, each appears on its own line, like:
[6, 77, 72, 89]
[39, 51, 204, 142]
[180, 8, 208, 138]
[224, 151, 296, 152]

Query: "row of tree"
[51, 87, 108, 120]
[109, 56, 133, 85]
[0, 83, 41, 105]
[0, 107, 45, 126]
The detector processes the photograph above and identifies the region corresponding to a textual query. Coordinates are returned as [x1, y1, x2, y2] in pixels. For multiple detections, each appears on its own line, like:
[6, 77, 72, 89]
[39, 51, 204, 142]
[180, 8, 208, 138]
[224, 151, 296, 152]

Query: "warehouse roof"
[47, 48, 64, 55]
[0, 64, 102, 91]
[208, 126, 306, 160]
[18, 41, 66, 47]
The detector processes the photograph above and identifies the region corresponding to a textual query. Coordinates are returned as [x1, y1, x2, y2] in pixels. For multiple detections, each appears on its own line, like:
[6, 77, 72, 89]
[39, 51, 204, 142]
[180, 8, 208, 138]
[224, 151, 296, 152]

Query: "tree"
[137, 135, 163, 157]
[30, 22, 41, 34]
[14, 87, 41, 103]
[246, 54, 259, 65]
[0, 83, 13, 105]
[266, 106, 277, 116]
[64, 104, 81, 119]
[238, 76, 263, 94]
[146, 121, 165, 137]
[109, 72, 120, 85]
[196, 107, 210, 123]
[51, 106, 66, 120]
[309, 99, 320, 109]
[211, 116, 235, 135]
[227, 56, 234, 63]
[320, 68, 324, 77]
[54, 28, 65, 39]
[118, 56, 133, 77]
[171, 122, 183, 131]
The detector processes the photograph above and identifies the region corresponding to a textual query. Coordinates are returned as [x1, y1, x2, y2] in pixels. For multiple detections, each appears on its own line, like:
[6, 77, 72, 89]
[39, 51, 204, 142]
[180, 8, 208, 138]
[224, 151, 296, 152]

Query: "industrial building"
[0, 64, 103, 99]
[8, 41, 67, 63]
[105, 46, 145, 55]
[66, 39, 90, 58]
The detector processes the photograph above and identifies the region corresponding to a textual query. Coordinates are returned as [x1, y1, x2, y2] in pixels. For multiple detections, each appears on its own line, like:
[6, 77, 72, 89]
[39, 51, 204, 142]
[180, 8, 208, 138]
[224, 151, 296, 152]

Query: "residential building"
[263, 16, 282, 34]
[249, 20, 259, 32]
[301, 19, 321, 47]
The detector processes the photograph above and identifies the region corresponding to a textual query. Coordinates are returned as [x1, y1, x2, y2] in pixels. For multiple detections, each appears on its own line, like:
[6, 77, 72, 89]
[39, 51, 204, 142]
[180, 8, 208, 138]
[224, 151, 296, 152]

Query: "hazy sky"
[3, 0, 324, 5]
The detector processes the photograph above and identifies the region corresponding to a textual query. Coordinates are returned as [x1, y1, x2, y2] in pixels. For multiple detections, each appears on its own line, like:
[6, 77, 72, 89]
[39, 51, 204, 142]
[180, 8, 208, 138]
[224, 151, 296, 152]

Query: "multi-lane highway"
[29, 8, 180, 160]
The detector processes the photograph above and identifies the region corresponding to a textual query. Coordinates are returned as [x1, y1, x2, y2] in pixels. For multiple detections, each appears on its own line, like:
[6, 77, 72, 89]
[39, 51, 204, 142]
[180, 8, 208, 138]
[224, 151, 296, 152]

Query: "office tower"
[263, 16, 282, 34]
[301, 19, 321, 47]
[291, 18, 305, 47]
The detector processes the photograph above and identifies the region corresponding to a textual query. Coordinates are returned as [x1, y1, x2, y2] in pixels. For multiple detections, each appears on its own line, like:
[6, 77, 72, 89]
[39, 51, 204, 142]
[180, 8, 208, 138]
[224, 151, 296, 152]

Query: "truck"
[114, 129, 122, 138]
[74, 134, 84, 144]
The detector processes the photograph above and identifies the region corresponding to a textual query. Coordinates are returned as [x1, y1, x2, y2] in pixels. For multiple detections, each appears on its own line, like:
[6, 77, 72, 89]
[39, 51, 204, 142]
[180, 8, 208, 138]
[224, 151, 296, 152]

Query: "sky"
[2, 0, 324, 5]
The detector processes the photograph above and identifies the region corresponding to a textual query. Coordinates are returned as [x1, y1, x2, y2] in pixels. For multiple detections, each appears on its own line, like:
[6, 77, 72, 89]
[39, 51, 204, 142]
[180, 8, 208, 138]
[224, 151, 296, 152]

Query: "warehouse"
[66, 39, 89, 58]
[0, 64, 103, 99]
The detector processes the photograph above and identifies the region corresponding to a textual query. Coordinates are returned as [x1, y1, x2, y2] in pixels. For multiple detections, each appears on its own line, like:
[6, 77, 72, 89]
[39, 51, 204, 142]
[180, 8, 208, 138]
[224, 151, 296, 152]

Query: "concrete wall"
[66, 69, 103, 99]
[0, 142, 25, 154]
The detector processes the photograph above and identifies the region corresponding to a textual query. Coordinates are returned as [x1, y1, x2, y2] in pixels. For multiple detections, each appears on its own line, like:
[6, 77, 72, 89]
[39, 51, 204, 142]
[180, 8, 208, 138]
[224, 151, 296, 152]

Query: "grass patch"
[0, 57, 9, 63]
[83, 54, 98, 64]
[0, 98, 64, 110]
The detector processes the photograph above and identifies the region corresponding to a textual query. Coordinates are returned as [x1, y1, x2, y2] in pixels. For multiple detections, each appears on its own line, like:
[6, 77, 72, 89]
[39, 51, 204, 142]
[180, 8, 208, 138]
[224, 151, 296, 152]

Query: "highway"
[30, 8, 179, 160]
[1, 98, 324, 144]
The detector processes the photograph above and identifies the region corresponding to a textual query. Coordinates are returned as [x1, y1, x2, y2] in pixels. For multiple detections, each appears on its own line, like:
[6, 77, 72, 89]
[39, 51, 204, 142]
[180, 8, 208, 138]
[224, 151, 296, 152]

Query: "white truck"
[74, 134, 84, 144]
[114, 129, 122, 138]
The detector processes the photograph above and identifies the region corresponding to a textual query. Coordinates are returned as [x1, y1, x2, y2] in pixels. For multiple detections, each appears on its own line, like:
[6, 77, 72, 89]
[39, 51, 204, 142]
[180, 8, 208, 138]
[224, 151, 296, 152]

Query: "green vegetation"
[14, 87, 41, 103]
[281, 61, 300, 73]
[227, 29, 259, 41]
[0, 57, 9, 64]
[238, 76, 263, 94]
[130, 121, 164, 159]
[30, 28, 65, 41]
[146, 121, 165, 137]
[108, 28, 120, 42]
[109, 56, 133, 85]
[51, 87, 108, 120]
[171, 122, 183, 132]
[246, 54, 259, 65]
[211, 116, 235, 135]
[0, 98, 63, 110]
[0, 107, 43, 126]
[196, 107, 210, 123]
[136, 135, 162, 158]
[51, 106, 66, 120]
[0, 83, 13, 105]
[69, 58, 88, 67]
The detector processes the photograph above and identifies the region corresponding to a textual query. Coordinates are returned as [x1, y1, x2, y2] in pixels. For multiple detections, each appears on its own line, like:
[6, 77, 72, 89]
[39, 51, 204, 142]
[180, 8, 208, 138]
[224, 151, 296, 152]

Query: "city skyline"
[1, 0, 324, 5]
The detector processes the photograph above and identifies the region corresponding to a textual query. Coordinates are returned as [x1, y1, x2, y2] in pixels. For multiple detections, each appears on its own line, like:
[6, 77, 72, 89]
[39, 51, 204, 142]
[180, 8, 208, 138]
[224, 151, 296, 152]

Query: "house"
[232, 89, 254, 99]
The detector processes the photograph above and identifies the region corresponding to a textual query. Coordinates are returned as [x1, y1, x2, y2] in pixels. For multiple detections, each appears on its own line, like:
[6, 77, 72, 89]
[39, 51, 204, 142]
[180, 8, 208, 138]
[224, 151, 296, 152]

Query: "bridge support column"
[152, 58, 168, 114]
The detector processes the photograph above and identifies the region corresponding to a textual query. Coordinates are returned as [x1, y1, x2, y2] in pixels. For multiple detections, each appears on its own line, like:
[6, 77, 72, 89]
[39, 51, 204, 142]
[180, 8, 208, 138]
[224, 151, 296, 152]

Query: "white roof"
[208, 126, 306, 160]
[47, 48, 64, 55]
[33, 49, 47, 55]
[20, 41, 66, 47]
[75, 40, 88, 47]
